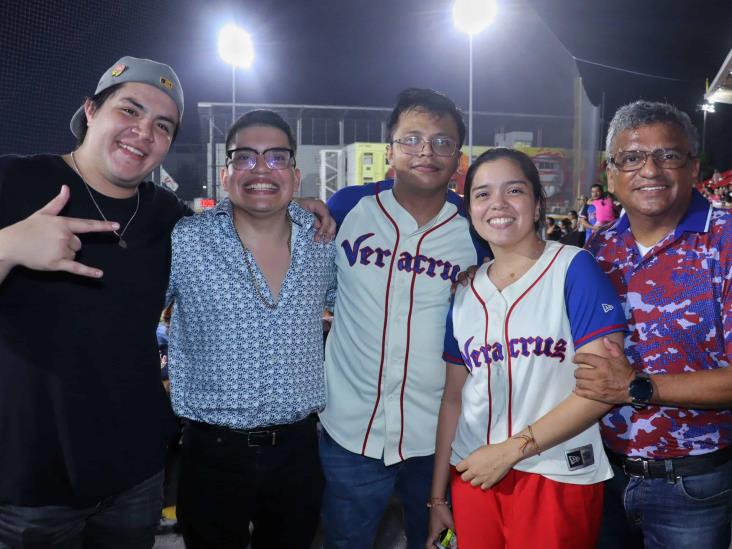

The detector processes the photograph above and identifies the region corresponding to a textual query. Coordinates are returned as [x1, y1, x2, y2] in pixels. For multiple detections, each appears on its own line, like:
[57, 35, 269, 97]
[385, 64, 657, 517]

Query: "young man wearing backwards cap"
[0, 56, 331, 548]
[0, 55, 189, 549]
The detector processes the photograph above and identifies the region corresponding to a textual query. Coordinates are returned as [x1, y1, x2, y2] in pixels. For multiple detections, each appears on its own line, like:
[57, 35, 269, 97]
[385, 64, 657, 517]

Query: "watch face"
[630, 375, 653, 404]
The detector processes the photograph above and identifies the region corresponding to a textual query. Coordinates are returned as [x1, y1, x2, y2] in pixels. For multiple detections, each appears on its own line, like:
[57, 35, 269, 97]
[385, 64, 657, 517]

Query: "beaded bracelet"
[426, 498, 449, 508]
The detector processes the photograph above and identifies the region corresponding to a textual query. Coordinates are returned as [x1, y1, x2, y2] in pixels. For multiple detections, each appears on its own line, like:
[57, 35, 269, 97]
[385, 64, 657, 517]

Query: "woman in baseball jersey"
[427, 148, 626, 549]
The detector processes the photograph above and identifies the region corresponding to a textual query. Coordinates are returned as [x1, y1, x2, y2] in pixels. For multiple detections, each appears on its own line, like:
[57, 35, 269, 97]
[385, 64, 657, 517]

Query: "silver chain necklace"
[70, 151, 140, 249]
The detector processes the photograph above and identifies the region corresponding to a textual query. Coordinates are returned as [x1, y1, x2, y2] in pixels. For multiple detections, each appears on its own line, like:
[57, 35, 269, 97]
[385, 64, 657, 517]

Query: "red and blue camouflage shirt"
[587, 190, 732, 459]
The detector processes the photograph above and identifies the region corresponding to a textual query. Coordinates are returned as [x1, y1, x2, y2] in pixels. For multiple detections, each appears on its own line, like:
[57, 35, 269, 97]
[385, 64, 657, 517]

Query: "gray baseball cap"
[70, 56, 184, 139]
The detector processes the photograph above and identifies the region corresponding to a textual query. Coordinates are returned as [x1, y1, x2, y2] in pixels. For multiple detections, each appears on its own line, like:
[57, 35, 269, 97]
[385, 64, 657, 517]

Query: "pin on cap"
[111, 64, 127, 77]
[69, 56, 184, 139]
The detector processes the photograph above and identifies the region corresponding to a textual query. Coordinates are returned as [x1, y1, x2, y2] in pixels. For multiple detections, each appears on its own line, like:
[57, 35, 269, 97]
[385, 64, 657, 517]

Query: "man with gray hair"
[574, 100, 732, 548]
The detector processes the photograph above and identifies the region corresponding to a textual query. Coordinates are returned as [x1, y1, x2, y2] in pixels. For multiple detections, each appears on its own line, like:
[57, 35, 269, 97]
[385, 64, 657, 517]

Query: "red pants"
[450, 468, 603, 549]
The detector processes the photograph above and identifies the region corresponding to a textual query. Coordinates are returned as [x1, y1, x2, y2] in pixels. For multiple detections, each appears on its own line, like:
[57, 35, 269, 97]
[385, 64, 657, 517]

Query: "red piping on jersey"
[574, 324, 626, 348]
[361, 186, 400, 455]
[504, 245, 565, 437]
[397, 210, 460, 460]
[470, 273, 492, 445]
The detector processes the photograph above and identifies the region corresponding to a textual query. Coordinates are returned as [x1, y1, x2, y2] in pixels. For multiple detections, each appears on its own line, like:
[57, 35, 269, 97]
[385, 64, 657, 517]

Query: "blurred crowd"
[699, 169, 732, 208]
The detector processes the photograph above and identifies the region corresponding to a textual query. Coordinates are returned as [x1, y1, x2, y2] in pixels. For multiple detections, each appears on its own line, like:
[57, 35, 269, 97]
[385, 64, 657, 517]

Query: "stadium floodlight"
[453, 0, 497, 162]
[700, 101, 715, 153]
[453, 0, 497, 36]
[218, 24, 254, 124]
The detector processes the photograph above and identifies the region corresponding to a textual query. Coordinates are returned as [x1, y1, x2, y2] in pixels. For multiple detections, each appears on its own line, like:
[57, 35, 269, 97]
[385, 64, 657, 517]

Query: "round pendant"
[118, 239, 128, 249]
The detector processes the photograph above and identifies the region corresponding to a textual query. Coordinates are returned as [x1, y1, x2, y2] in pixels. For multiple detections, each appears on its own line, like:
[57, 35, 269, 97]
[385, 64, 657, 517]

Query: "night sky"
[2, 0, 730, 170]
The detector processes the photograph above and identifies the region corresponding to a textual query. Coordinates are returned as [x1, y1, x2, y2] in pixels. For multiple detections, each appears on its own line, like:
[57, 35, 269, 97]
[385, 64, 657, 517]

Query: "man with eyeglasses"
[318, 88, 488, 549]
[0, 58, 334, 548]
[572, 100, 732, 548]
[165, 109, 336, 548]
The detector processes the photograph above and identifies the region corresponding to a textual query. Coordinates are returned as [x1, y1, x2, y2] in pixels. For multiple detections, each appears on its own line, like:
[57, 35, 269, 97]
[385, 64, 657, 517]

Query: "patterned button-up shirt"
[587, 190, 732, 458]
[167, 199, 337, 429]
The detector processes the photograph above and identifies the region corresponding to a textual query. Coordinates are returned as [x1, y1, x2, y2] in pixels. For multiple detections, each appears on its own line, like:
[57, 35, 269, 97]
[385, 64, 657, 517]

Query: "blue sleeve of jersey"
[446, 189, 493, 263]
[470, 228, 493, 264]
[564, 250, 627, 349]
[327, 180, 393, 230]
[442, 297, 464, 365]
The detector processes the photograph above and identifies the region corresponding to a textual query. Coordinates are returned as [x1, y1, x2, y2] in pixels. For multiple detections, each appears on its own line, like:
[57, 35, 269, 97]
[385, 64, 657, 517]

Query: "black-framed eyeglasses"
[391, 135, 458, 157]
[226, 147, 296, 171]
[609, 148, 694, 172]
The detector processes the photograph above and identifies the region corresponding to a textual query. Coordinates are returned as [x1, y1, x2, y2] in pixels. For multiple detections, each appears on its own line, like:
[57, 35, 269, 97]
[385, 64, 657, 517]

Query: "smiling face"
[386, 108, 461, 197]
[607, 122, 698, 225]
[81, 82, 178, 197]
[468, 158, 541, 253]
[221, 124, 301, 220]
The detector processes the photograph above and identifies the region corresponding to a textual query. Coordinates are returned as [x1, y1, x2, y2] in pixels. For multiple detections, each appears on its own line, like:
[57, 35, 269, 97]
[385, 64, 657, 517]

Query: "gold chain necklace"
[236, 212, 293, 309]
[69, 151, 140, 249]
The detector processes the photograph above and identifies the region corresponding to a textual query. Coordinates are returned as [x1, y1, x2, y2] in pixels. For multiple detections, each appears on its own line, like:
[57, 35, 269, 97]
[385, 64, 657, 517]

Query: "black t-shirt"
[560, 228, 586, 248]
[0, 154, 191, 505]
[546, 226, 562, 241]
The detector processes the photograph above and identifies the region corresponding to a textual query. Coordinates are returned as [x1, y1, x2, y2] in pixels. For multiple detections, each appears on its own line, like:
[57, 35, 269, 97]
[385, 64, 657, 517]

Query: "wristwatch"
[629, 373, 653, 409]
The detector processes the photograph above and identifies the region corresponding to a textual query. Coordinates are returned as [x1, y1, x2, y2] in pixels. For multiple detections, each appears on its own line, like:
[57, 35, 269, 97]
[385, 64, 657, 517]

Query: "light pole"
[453, 0, 497, 163]
[217, 24, 254, 125]
[701, 101, 715, 155]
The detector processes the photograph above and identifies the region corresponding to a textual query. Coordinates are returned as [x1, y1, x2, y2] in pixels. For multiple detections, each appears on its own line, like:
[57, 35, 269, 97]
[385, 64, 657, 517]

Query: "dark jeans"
[177, 416, 323, 549]
[0, 471, 163, 549]
[597, 459, 732, 549]
[319, 429, 433, 549]
[162, 421, 183, 509]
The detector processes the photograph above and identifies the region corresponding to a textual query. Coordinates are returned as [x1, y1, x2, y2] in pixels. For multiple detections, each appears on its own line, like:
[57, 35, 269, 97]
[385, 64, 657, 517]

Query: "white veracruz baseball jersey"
[320, 180, 487, 465]
[444, 241, 626, 484]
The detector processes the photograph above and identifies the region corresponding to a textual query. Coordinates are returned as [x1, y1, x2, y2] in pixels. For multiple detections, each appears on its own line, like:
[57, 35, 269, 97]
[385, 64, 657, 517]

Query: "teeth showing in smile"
[119, 143, 144, 157]
[245, 183, 277, 191]
[639, 186, 665, 191]
[488, 217, 513, 226]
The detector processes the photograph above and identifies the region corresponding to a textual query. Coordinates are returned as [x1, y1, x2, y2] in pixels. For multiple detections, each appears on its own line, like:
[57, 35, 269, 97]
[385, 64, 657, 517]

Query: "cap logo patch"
[111, 64, 127, 77]
[160, 77, 174, 90]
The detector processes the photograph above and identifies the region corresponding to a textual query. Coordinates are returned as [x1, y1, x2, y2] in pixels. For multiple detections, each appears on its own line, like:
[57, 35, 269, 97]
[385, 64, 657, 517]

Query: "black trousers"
[177, 416, 323, 549]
